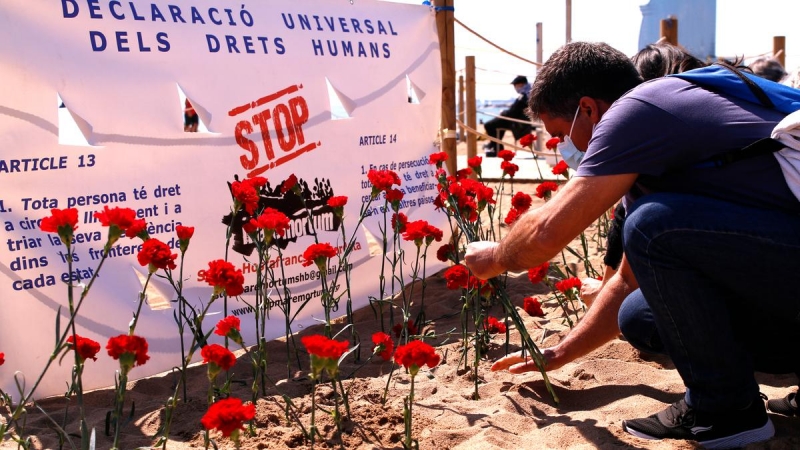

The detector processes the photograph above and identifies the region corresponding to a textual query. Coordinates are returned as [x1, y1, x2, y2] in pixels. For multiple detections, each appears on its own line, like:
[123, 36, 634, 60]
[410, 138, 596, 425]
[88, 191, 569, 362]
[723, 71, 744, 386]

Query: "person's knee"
[618, 291, 663, 354]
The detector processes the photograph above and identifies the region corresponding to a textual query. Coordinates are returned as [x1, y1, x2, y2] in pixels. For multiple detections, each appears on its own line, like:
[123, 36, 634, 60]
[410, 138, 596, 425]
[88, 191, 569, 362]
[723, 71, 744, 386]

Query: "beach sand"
[4, 141, 799, 449]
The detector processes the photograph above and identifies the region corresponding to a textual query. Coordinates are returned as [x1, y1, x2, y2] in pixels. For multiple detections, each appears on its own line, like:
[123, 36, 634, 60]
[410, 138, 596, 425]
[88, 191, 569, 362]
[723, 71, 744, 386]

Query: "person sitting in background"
[749, 56, 787, 83]
[482, 75, 533, 157]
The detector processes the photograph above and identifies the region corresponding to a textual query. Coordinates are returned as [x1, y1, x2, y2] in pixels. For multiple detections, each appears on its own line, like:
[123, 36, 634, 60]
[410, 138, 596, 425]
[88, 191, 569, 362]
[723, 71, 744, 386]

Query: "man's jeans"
[620, 193, 800, 412]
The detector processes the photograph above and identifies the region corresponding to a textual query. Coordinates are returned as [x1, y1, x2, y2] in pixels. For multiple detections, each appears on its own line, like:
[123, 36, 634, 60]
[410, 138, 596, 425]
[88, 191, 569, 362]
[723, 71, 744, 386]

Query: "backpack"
[670, 64, 800, 202]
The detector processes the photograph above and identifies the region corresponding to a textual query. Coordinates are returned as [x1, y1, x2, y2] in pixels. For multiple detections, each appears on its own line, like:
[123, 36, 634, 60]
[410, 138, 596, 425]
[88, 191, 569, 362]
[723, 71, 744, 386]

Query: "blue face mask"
[557, 106, 592, 170]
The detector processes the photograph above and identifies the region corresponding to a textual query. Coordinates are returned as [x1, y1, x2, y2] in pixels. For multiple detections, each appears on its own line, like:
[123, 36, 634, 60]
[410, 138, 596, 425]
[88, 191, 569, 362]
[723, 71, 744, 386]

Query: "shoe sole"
[623, 418, 774, 450]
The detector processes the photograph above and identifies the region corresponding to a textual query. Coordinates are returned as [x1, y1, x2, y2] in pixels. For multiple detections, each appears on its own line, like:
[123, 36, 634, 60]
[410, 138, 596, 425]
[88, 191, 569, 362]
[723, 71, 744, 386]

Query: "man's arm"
[492, 255, 639, 373]
[465, 173, 637, 279]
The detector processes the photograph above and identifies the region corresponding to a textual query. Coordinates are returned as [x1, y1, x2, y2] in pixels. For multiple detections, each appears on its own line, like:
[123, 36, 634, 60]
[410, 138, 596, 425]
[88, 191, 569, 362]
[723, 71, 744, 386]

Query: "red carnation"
[302, 242, 338, 268]
[201, 343, 236, 372]
[392, 212, 408, 233]
[249, 207, 290, 243]
[40, 208, 79, 243]
[394, 340, 440, 376]
[501, 160, 519, 178]
[555, 277, 582, 293]
[176, 224, 194, 241]
[281, 174, 298, 194]
[545, 137, 560, 150]
[484, 316, 507, 334]
[367, 169, 401, 197]
[371, 332, 394, 361]
[535, 181, 559, 199]
[67, 334, 101, 363]
[214, 316, 243, 345]
[498, 149, 515, 161]
[519, 133, 536, 148]
[205, 260, 245, 297]
[201, 397, 256, 439]
[392, 320, 419, 339]
[94, 206, 137, 245]
[0, 352, 4, 366]
[429, 151, 448, 167]
[523, 296, 545, 317]
[504, 208, 522, 225]
[552, 160, 569, 176]
[327, 195, 348, 209]
[467, 156, 483, 170]
[443, 264, 470, 290]
[436, 243, 455, 262]
[527, 262, 550, 284]
[402, 220, 443, 246]
[106, 334, 149, 371]
[511, 191, 532, 212]
[230, 176, 267, 215]
[125, 219, 148, 240]
[137, 238, 177, 272]
[386, 188, 404, 206]
[302, 334, 349, 378]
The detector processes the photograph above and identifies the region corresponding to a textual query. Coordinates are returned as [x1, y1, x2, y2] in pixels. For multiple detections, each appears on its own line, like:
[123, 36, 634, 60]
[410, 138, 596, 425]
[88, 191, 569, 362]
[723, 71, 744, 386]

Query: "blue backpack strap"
[671, 64, 800, 114]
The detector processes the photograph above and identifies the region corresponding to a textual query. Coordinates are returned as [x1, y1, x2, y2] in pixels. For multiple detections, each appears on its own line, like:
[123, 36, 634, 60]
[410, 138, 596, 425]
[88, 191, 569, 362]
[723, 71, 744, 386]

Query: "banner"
[0, 0, 443, 398]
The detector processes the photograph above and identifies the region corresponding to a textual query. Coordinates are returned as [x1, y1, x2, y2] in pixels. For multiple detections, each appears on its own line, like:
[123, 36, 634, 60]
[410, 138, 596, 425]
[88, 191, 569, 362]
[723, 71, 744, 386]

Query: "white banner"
[0, 0, 444, 398]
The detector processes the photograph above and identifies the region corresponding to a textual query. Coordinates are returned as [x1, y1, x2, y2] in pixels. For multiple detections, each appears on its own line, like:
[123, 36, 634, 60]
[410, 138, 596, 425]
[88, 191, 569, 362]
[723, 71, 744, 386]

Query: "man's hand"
[464, 241, 505, 280]
[490, 347, 568, 373]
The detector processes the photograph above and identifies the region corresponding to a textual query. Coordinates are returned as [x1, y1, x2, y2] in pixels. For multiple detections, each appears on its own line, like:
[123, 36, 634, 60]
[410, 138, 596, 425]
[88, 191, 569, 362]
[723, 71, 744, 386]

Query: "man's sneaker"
[622, 397, 774, 449]
[767, 391, 798, 416]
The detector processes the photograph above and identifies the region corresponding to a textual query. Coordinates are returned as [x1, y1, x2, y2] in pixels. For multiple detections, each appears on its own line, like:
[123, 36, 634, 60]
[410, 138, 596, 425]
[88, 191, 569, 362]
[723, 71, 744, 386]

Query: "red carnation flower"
[519, 133, 536, 148]
[125, 219, 148, 240]
[214, 316, 243, 345]
[67, 334, 101, 363]
[392, 320, 419, 339]
[302, 334, 350, 360]
[302, 242, 338, 268]
[205, 260, 245, 297]
[386, 188, 404, 204]
[523, 296, 545, 317]
[484, 316, 507, 334]
[545, 137, 560, 150]
[201, 397, 256, 438]
[511, 191, 533, 212]
[455, 167, 473, 180]
[402, 220, 443, 246]
[137, 238, 177, 272]
[371, 332, 394, 361]
[436, 243, 455, 262]
[552, 160, 569, 176]
[443, 264, 470, 290]
[467, 156, 483, 170]
[498, 149, 515, 161]
[367, 169, 401, 196]
[94, 206, 137, 229]
[535, 181, 559, 199]
[201, 343, 236, 372]
[391, 212, 408, 233]
[504, 208, 522, 225]
[555, 277, 582, 293]
[39, 208, 79, 243]
[429, 151, 448, 167]
[176, 224, 194, 241]
[106, 334, 149, 371]
[248, 207, 290, 241]
[393, 340, 440, 376]
[0, 352, 4, 366]
[327, 195, 348, 208]
[281, 174, 298, 194]
[527, 262, 550, 284]
[230, 176, 267, 215]
[501, 161, 519, 178]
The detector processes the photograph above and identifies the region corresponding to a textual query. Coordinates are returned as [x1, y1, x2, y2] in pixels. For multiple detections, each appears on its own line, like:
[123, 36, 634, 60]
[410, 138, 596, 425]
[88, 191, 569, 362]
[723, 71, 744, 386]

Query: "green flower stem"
[111, 368, 129, 450]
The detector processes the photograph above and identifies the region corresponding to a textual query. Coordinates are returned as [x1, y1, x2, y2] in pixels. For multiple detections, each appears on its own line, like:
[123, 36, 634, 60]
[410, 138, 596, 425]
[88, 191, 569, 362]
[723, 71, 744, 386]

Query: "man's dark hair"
[528, 42, 643, 120]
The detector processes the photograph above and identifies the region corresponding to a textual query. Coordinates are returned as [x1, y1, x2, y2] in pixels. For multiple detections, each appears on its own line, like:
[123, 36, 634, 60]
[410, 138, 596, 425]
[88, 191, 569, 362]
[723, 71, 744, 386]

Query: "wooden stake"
[458, 75, 465, 143]
[466, 56, 477, 165]
[774, 36, 786, 68]
[435, 0, 457, 176]
[660, 16, 678, 46]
